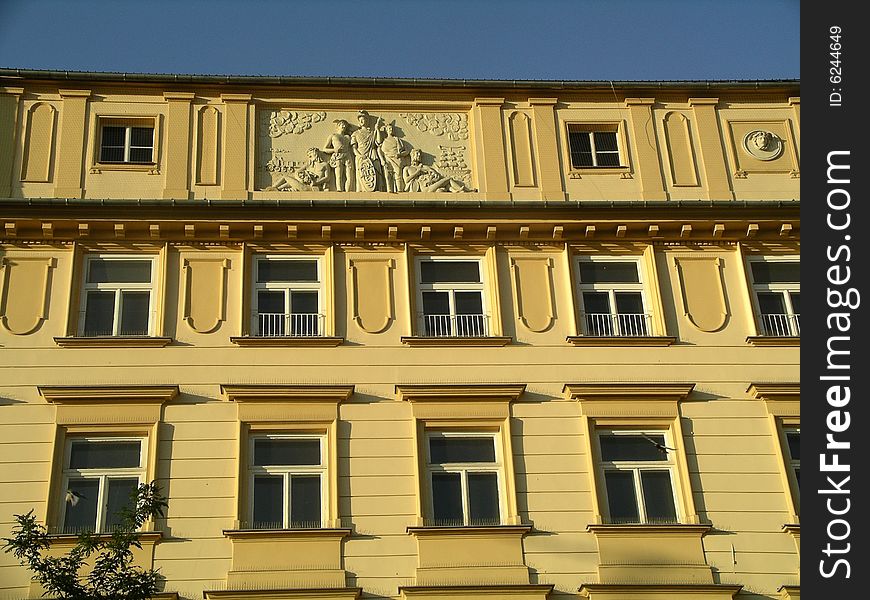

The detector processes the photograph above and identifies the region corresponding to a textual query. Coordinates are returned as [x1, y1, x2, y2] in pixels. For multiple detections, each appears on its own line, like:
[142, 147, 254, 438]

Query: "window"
[576, 258, 649, 336]
[597, 431, 679, 524]
[747, 258, 799, 336]
[60, 438, 146, 534]
[567, 125, 622, 168]
[79, 256, 156, 337]
[248, 434, 326, 529]
[425, 432, 503, 526]
[98, 118, 155, 164]
[416, 257, 488, 337]
[784, 427, 800, 488]
[253, 257, 322, 337]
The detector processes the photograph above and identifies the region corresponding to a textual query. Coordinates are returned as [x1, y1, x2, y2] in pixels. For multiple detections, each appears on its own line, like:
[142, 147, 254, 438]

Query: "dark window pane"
[786, 431, 800, 460]
[604, 471, 639, 523]
[454, 291, 483, 314]
[128, 147, 153, 163]
[615, 292, 644, 314]
[130, 127, 153, 147]
[594, 132, 619, 151]
[757, 292, 786, 314]
[290, 475, 321, 528]
[252, 475, 284, 529]
[290, 291, 318, 314]
[101, 126, 125, 146]
[63, 478, 100, 533]
[258, 291, 285, 314]
[69, 440, 141, 469]
[640, 470, 678, 523]
[105, 478, 139, 530]
[595, 152, 621, 167]
[420, 261, 480, 283]
[83, 291, 115, 336]
[468, 472, 500, 525]
[422, 291, 450, 315]
[88, 259, 152, 283]
[600, 434, 668, 461]
[789, 292, 800, 314]
[794, 467, 800, 487]
[119, 291, 150, 335]
[579, 262, 639, 283]
[432, 472, 463, 526]
[253, 439, 321, 466]
[751, 262, 800, 284]
[568, 131, 593, 168]
[582, 292, 611, 314]
[257, 260, 318, 283]
[100, 146, 125, 163]
[430, 437, 496, 464]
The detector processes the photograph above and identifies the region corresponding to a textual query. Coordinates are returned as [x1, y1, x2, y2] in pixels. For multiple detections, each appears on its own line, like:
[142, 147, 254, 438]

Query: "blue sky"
[0, 0, 799, 80]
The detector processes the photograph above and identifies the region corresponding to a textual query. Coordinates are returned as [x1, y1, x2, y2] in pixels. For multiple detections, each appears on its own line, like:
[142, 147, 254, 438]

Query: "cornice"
[747, 383, 800, 401]
[586, 523, 712, 536]
[38, 385, 178, 403]
[400, 584, 554, 597]
[579, 583, 742, 596]
[396, 384, 526, 403]
[221, 385, 354, 403]
[204, 589, 361, 600]
[563, 383, 695, 401]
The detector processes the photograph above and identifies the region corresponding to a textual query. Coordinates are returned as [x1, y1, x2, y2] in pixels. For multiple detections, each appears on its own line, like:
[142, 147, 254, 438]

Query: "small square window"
[98, 118, 155, 164]
[416, 258, 488, 337]
[576, 257, 649, 336]
[425, 433, 503, 526]
[61, 438, 145, 534]
[597, 431, 679, 524]
[567, 125, 623, 169]
[747, 257, 800, 336]
[248, 435, 326, 529]
[252, 257, 322, 337]
[79, 256, 156, 337]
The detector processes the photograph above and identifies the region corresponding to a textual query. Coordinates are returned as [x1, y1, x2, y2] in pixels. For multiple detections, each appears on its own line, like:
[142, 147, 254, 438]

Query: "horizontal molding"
[221, 385, 354, 403]
[230, 336, 344, 347]
[401, 336, 512, 347]
[39, 385, 178, 403]
[54, 336, 173, 348]
[566, 336, 676, 347]
[746, 336, 800, 347]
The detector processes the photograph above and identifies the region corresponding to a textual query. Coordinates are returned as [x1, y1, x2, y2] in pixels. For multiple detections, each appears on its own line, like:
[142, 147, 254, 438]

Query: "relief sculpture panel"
[258, 109, 474, 193]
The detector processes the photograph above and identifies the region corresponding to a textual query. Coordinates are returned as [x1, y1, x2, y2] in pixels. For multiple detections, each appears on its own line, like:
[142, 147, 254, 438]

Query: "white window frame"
[98, 118, 155, 164]
[783, 425, 800, 500]
[575, 256, 650, 337]
[78, 255, 157, 337]
[415, 256, 488, 337]
[248, 433, 327, 529]
[596, 429, 682, 524]
[566, 124, 624, 169]
[59, 437, 146, 534]
[424, 431, 505, 527]
[252, 255, 323, 337]
[746, 256, 800, 337]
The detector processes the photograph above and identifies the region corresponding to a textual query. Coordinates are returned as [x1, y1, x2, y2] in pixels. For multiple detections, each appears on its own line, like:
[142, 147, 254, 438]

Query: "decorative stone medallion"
[743, 130, 783, 161]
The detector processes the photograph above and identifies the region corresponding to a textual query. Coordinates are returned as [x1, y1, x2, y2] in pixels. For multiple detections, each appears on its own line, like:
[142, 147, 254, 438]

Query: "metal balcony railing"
[582, 312, 650, 337]
[256, 313, 323, 337]
[759, 313, 800, 337]
[420, 313, 489, 337]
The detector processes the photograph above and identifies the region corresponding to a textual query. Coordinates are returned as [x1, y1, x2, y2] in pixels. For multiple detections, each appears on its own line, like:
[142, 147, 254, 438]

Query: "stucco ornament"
[259, 109, 474, 193]
[268, 111, 327, 137]
[743, 130, 783, 161]
[400, 112, 469, 140]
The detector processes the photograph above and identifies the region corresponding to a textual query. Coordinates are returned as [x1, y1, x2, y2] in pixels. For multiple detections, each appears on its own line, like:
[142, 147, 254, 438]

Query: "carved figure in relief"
[402, 149, 467, 193]
[378, 122, 411, 192]
[323, 119, 355, 192]
[742, 129, 784, 161]
[263, 148, 330, 191]
[351, 110, 385, 192]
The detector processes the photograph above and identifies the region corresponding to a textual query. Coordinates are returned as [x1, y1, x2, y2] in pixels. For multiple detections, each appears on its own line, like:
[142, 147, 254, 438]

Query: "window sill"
[567, 336, 676, 347]
[407, 524, 531, 536]
[568, 166, 631, 179]
[90, 162, 159, 174]
[223, 527, 352, 540]
[587, 523, 711, 536]
[54, 336, 173, 348]
[401, 336, 512, 347]
[578, 584, 743, 599]
[746, 336, 800, 347]
[47, 531, 163, 543]
[229, 336, 344, 347]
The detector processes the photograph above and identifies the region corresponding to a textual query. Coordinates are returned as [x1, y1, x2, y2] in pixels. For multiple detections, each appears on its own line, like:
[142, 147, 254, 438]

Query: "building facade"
[0, 70, 800, 600]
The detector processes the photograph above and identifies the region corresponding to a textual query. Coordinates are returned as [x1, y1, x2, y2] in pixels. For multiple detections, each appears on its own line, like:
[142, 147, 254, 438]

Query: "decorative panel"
[182, 257, 229, 333]
[21, 102, 55, 182]
[674, 257, 728, 332]
[348, 257, 394, 333]
[197, 106, 220, 185]
[509, 111, 535, 187]
[663, 112, 699, 186]
[510, 256, 554, 332]
[0, 256, 55, 334]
